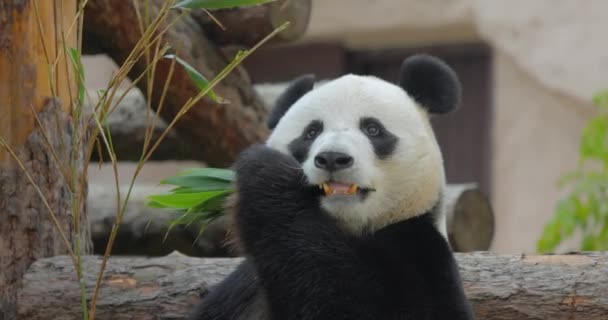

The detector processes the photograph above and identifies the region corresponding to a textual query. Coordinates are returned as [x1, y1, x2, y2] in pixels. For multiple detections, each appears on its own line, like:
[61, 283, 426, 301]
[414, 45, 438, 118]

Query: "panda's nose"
[314, 152, 354, 171]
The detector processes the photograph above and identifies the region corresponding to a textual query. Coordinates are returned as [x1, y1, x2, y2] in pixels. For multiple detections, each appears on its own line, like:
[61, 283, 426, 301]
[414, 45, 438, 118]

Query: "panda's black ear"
[399, 54, 461, 114]
[267, 74, 316, 129]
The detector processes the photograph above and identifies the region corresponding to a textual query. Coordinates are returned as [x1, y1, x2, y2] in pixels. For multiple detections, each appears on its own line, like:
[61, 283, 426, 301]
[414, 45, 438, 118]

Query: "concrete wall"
[491, 52, 592, 252]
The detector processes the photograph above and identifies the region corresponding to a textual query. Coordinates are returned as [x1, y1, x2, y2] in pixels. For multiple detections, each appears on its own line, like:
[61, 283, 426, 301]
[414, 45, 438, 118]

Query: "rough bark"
[83, 0, 271, 167]
[191, 0, 312, 47]
[0, 1, 91, 319]
[17, 252, 608, 320]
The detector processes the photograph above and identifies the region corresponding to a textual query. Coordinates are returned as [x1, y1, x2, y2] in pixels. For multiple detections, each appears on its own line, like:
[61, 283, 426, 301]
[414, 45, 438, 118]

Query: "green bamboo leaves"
[148, 168, 234, 227]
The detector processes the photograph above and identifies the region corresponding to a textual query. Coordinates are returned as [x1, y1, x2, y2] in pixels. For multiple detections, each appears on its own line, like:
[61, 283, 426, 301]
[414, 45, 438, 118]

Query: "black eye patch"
[288, 120, 323, 163]
[360, 117, 398, 159]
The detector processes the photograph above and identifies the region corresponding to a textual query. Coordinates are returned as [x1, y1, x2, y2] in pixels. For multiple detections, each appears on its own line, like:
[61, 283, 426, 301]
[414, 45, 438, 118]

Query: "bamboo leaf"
[148, 190, 227, 209]
[147, 200, 168, 209]
[172, 0, 276, 10]
[164, 54, 228, 104]
[177, 167, 235, 182]
[169, 185, 231, 193]
[67, 47, 85, 106]
[161, 176, 232, 191]
[190, 190, 228, 212]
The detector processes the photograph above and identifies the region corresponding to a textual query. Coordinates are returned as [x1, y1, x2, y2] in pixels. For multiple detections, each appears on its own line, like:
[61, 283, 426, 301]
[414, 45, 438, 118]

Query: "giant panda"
[190, 54, 474, 320]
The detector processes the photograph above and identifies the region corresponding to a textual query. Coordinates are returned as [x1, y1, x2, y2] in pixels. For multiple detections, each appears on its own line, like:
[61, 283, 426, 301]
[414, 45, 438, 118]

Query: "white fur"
[266, 75, 447, 236]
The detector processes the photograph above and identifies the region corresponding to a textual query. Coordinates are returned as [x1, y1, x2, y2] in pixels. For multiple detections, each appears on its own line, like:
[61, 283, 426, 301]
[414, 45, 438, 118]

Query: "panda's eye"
[301, 120, 323, 141]
[364, 123, 381, 137]
[305, 128, 319, 139]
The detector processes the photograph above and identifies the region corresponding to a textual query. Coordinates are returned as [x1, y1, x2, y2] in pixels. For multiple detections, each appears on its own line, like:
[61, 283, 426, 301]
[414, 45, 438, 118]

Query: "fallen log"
[191, 0, 312, 47]
[445, 183, 494, 252]
[87, 183, 493, 257]
[17, 252, 608, 319]
[88, 183, 234, 257]
[83, 0, 272, 166]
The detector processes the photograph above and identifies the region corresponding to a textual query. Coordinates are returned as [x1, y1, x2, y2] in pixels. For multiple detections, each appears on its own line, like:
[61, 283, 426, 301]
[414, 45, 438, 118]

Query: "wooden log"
[17, 252, 608, 320]
[190, 0, 312, 47]
[445, 183, 495, 252]
[83, 0, 270, 167]
[86, 183, 492, 257]
[88, 183, 234, 257]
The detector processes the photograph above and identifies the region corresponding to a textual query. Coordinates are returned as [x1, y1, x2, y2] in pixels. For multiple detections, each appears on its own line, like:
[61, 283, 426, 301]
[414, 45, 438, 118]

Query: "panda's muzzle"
[314, 151, 354, 172]
[311, 151, 375, 196]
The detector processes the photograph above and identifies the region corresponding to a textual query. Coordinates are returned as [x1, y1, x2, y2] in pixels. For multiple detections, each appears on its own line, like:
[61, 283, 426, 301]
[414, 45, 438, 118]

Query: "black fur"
[267, 74, 316, 129]
[360, 117, 398, 159]
[288, 120, 323, 163]
[189, 260, 269, 320]
[399, 55, 461, 114]
[190, 145, 474, 320]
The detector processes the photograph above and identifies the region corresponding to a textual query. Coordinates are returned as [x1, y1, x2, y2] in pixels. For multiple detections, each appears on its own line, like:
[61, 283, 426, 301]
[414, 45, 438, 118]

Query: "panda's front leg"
[233, 145, 383, 320]
[232, 144, 321, 241]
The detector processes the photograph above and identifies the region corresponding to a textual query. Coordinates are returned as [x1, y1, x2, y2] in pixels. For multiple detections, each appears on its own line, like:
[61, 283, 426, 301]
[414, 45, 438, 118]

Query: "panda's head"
[265, 54, 461, 234]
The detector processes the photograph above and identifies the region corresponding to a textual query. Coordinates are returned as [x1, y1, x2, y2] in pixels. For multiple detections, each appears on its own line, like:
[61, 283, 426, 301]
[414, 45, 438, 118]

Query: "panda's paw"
[235, 144, 305, 193]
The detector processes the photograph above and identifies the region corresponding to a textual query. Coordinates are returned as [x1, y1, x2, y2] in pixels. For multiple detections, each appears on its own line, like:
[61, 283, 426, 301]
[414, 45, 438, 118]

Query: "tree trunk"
[0, 1, 91, 319]
[191, 0, 312, 47]
[17, 252, 608, 320]
[83, 0, 272, 167]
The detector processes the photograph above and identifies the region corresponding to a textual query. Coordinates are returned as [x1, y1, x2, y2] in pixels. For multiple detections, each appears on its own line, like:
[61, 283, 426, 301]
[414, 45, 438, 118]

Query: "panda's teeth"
[347, 184, 358, 194]
[321, 183, 331, 196]
[319, 182, 360, 196]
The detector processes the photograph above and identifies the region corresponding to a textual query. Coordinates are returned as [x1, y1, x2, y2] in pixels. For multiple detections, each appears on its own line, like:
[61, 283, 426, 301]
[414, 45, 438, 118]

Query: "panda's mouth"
[319, 182, 375, 197]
